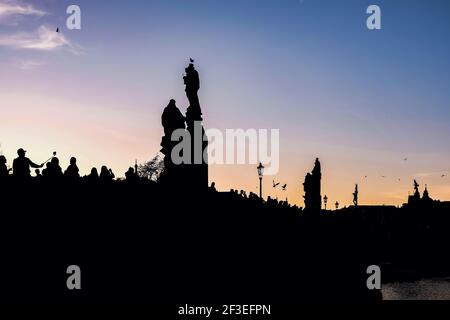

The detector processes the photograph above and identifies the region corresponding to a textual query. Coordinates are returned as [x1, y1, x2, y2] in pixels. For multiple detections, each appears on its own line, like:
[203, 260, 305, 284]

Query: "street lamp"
[257, 163, 265, 199]
[324, 195, 328, 210]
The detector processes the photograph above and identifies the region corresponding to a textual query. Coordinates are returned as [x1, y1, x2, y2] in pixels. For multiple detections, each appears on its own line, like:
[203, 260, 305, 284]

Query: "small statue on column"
[353, 184, 358, 207]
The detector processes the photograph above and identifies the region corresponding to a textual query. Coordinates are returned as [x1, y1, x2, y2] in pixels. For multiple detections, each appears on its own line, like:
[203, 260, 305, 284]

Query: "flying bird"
[404, 158, 408, 161]
[381, 175, 387, 179]
[282, 184, 287, 191]
[190, 58, 195, 63]
[273, 180, 280, 188]
[442, 174, 447, 178]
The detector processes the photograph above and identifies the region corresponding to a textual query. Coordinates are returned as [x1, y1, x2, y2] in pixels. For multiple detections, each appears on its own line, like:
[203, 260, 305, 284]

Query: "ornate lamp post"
[324, 195, 328, 210]
[257, 163, 265, 199]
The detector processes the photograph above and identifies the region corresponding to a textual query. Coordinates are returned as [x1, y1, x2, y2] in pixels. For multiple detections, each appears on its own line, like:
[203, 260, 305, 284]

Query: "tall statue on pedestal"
[407, 179, 422, 206]
[413, 180, 420, 198]
[353, 184, 359, 207]
[183, 61, 208, 193]
[184, 62, 202, 121]
[159, 61, 209, 193]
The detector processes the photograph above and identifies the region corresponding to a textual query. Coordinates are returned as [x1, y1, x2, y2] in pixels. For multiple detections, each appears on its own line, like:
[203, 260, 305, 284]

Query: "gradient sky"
[1, 0, 450, 207]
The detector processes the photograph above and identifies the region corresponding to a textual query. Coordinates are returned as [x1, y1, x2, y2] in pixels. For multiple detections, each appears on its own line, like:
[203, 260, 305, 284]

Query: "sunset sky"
[1, 0, 450, 207]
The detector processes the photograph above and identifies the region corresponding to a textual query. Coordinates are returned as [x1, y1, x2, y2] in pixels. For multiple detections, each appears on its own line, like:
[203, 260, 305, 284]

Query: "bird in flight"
[282, 184, 287, 191]
[381, 175, 387, 179]
[404, 158, 408, 161]
[190, 58, 195, 63]
[273, 180, 280, 188]
[442, 174, 447, 178]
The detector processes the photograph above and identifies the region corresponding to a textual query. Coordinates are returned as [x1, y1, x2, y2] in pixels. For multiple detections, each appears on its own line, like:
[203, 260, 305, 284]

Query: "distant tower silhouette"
[135, 160, 138, 177]
[422, 184, 433, 205]
[423, 184, 429, 198]
[353, 184, 359, 207]
[303, 158, 322, 211]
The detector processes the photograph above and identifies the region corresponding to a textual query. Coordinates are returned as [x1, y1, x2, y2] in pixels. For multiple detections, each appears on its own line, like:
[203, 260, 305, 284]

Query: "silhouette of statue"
[12, 148, 43, 179]
[303, 158, 322, 211]
[34, 169, 42, 180]
[408, 179, 422, 205]
[414, 180, 420, 197]
[65, 157, 80, 180]
[184, 63, 201, 119]
[159, 62, 208, 192]
[159, 99, 186, 187]
[353, 184, 359, 207]
[161, 99, 186, 150]
[183, 61, 208, 192]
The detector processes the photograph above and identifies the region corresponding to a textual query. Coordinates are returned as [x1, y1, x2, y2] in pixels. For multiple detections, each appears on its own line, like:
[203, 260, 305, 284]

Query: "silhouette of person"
[48, 157, 63, 179]
[34, 169, 43, 182]
[12, 148, 43, 179]
[42, 162, 51, 178]
[0, 155, 11, 179]
[87, 167, 99, 184]
[125, 167, 138, 183]
[35, 169, 42, 178]
[100, 166, 115, 183]
[65, 157, 80, 180]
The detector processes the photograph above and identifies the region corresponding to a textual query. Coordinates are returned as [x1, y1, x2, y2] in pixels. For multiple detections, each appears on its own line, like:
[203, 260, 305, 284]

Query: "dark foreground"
[2, 180, 449, 304]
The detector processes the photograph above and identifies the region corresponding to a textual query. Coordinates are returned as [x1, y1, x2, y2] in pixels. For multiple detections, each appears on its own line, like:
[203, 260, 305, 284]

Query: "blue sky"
[1, 0, 450, 205]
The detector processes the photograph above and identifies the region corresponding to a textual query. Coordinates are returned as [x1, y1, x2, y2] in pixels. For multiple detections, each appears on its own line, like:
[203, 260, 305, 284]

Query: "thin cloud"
[14, 59, 46, 70]
[0, 0, 46, 22]
[0, 25, 85, 55]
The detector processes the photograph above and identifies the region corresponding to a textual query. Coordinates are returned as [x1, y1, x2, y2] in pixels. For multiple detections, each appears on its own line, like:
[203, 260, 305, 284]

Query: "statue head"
[168, 99, 176, 108]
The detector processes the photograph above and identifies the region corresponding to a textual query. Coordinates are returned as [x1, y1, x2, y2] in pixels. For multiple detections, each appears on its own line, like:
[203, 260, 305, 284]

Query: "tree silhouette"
[137, 154, 164, 182]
